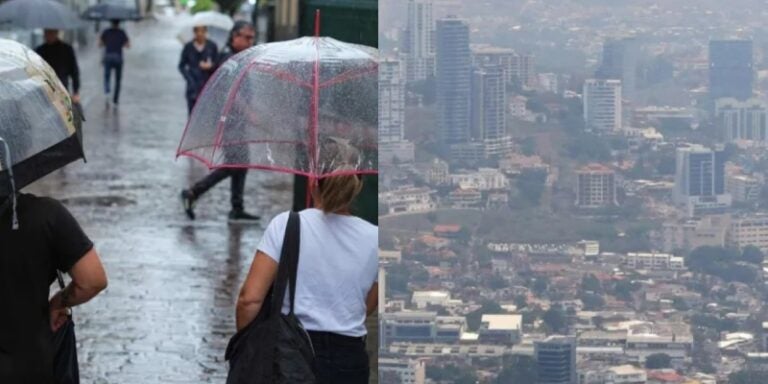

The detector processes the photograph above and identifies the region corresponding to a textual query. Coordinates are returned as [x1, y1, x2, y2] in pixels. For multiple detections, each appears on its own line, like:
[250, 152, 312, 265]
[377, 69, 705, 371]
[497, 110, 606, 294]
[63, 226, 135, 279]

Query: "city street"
[26, 10, 293, 383]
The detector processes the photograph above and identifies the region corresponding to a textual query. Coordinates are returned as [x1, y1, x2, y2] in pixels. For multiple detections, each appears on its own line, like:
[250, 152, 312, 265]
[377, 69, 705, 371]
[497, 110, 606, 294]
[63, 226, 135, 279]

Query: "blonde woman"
[236, 142, 378, 383]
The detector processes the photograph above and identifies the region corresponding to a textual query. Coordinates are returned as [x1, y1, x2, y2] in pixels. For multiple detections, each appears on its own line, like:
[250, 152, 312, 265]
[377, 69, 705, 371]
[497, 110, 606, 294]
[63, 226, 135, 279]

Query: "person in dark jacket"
[100, 19, 130, 106]
[35, 30, 80, 104]
[180, 21, 260, 224]
[178, 25, 218, 115]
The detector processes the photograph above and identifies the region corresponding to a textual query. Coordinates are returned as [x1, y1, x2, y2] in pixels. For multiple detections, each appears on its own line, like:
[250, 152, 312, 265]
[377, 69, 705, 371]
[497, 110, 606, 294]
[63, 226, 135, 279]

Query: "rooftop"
[481, 314, 522, 331]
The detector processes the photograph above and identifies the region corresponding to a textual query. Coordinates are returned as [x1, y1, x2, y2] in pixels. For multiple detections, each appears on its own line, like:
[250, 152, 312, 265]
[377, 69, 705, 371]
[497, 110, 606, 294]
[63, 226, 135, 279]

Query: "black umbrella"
[0, 0, 83, 30]
[82, 3, 142, 21]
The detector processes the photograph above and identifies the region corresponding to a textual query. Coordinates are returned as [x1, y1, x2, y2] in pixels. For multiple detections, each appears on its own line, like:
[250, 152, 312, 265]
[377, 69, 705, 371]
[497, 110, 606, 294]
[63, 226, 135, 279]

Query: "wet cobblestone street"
[26, 10, 293, 383]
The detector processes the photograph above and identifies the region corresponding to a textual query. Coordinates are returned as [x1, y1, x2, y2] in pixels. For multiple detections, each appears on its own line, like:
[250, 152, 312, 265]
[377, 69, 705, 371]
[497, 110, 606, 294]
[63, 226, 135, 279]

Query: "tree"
[520, 136, 537, 156]
[532, 277, 549, 296]
[580, 293, 605, 310]
[517, 169, 548, 205]
[742, 245, 765, 265]
[581, 274, 603, 293]
[380, 370, 402, 384]
[542, 306, 567, 334]
[426, 364, 477, 384]
[729, 370, 764, 384]
[489, 274, 508, 290]
[215, 0, 245, 16]
[496, 355, 537, 384]
[672, 297, 690, 311]
[645, 353, 672, 369]
[514, 294, 528, 310]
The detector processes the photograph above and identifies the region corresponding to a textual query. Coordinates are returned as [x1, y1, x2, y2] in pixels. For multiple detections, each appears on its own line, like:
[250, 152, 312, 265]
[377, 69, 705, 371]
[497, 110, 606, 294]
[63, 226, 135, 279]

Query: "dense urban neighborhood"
[378, 1, 768, 383]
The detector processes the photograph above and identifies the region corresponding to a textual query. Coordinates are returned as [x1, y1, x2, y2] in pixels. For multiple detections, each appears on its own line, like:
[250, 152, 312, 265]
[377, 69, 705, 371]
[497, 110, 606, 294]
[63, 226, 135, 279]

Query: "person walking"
[180, 22, 260, 223]
[178, 25, 218, 115]
[100, 19, 130, 106]
[235, 143, 378, 383]
[35, 29, 81, 104]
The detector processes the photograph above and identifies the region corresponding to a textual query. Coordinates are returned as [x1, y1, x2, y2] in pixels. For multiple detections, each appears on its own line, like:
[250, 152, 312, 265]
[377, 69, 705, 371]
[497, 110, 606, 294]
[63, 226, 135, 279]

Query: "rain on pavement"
[25, 11, 293, 383]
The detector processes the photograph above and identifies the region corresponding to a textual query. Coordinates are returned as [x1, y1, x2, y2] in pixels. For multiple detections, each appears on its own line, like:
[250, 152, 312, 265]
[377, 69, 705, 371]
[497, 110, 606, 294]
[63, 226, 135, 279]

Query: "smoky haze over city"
[378, 1, 768, 383]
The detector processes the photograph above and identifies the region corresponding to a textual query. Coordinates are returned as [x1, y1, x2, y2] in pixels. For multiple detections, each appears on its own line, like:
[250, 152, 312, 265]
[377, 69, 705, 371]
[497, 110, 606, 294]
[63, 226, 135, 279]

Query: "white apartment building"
[380, 59, 405, 143]
[404, 0, 435, 82]
[427, 159, 450, 185]
[449, 168, 509, 191]
[715, 98, 768, 145]
[448, 187, 483, 208]
[624, 252, 685, 271]
[604, 365, 647, 384]
[380, 358, 426, 384]
[380, 187, 436, 214]
[584, 79, 622, 132]
[412, 291, 451, 309]
[727, 174, 760, 203]
[730, 214, 768, 253]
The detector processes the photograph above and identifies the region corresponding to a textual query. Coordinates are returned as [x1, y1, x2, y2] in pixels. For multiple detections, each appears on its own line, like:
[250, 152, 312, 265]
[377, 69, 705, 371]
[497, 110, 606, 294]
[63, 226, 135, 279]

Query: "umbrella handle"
[0, 137, 18, 230]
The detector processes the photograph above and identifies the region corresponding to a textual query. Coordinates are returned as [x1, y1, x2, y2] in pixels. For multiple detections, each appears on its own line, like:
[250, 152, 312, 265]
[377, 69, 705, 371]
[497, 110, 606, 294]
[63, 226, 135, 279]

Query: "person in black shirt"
[100, 19, 130, 106]
[35, 30, 80, 103]
[178, 25, 218, 115]
[180, 21, 260, 223]
[0, 194, 108, 382]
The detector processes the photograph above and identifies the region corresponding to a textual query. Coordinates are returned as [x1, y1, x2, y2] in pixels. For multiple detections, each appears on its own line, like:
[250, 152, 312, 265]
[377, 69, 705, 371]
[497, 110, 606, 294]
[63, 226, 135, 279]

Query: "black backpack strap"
[270, 211, 301, 317]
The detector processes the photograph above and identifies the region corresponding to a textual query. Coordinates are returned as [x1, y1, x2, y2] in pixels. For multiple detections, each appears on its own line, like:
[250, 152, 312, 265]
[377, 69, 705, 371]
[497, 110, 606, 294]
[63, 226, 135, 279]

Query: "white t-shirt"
[257, 208, 378, 337]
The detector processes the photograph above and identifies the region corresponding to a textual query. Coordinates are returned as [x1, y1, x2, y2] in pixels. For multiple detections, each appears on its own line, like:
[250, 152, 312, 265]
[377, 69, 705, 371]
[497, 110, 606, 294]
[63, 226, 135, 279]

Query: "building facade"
[674, 145, 730, 214]
[715, 98, 768, 144]
[584, 79, 622, 132]
[576, 164, 618, 208]
[709, 40, 753, 102]
[535, 336, 578, 384]
[436, 17, 471, 146]
[404, 0, 435, 82]
[596, 38, 638, 103]
[379, 59, 406, 143]
[471, 64, 507, 144]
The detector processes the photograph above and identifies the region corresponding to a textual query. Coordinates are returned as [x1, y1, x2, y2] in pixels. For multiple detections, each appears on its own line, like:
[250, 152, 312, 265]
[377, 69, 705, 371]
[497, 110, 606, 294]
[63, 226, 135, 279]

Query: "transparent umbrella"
[0, 39, 84, 228]
[176, 11, 233, 47]
[176, 34, 378, 182]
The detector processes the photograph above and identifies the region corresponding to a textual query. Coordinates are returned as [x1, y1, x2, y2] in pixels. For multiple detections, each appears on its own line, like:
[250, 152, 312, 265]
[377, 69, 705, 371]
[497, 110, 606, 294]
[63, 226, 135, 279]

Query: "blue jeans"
[307, 331, 369, 384]
[103, 54, 123, 103]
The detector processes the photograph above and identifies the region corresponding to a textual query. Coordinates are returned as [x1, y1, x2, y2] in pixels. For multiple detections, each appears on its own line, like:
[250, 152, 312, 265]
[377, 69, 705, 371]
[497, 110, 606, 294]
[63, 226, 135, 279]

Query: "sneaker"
[228, 210, 261, 223]
[181, 190, 195, 220]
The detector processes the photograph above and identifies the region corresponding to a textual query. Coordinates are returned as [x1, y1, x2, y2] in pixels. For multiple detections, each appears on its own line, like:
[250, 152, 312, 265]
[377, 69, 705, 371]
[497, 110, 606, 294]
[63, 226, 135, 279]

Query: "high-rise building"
[715, 98, 768, 144]
[379, 59, 406, 143]
[575, 164, 617, 208]
[404, 0, 435, 82]
[709, 40, 753, 101]
[596, 38, 639, 103]
[436, 17, 471, 146]
[472, 45, 537, 88]
[471, 65, 507, 143]
[379, 358, 426, 384]
[674, 145, 731, 215]
[535, 336, 577, 384]
[583, 79, 622, 132]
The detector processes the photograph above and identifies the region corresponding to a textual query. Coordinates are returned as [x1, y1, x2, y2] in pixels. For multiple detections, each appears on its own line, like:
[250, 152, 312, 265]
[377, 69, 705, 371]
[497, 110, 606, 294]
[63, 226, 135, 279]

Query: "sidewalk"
[27, 12, 293, 384]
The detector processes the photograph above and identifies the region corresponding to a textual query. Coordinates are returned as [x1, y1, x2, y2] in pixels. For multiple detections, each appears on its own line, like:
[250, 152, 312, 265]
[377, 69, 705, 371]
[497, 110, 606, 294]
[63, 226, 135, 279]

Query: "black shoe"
[228, 210, 260, 223]
[181, 190, 195, 220]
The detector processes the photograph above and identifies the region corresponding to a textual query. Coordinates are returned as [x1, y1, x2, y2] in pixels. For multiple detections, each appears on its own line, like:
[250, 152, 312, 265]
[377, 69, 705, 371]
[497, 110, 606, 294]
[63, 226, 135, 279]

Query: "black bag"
[53, 271, 79, 384]
[225, 212, 315, 384]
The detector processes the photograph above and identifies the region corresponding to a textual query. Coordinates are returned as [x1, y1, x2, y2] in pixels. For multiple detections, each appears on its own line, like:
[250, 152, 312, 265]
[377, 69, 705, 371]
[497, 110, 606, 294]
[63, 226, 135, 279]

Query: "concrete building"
[448, 187, 482, 208]
[728, 174, 761, 203]
[535, 336, 577, 384]
[427, 159, 450, 185]
[596, 38, 639, 103]
[576, 164, 617, 208]
[709, 40, 753, 102]
[380, 187, 436, 214]
[674, 145, 731, 215]
[478, 314, 523, 345]
[471, 64, 508, 146]
[539, 73, 559, 94]
[449, 168, 508, 191]
[411, 291, 451, 309]
[730, 214, 768, 253]
[472, 45, 536, 88]
[604, 365, 647, 384]
[715, 98, 768, 144]
[436, 17, 471, 146]
[403, 0, 435, 82]
[380, 141, 416, 165]
[625, 333, 693, 365]
[662, 215, 730, 252]
[509, 94, 529, 119]
[584, 79, 622, 132]
[379, 358, 426, 384]
[624, 252, 685, 271]
[381, 312, 437, 344]
[379, 59, 405, 143]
